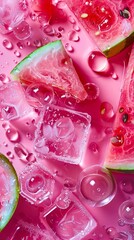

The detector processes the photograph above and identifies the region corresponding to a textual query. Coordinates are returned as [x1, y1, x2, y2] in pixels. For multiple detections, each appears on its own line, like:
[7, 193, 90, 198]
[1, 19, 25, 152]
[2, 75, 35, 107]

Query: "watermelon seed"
[122, 113, 129, 123]
[119, 8, 131, 19]
[119, 107, 124, 113]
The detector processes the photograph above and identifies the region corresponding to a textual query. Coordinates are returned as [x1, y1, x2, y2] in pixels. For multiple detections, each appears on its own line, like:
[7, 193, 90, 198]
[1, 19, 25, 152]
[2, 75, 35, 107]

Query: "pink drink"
[0, 0, 133, 239]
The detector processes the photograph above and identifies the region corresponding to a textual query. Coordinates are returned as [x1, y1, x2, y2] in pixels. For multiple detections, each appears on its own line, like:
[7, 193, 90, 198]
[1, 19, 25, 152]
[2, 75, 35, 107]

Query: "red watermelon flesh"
[63, 0, 134, 57]
[104, 44, 134, 170]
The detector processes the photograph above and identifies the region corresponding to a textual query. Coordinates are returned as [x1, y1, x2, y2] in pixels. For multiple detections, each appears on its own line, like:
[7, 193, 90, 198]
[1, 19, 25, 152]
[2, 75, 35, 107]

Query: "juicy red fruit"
[81, 0, 116, 31]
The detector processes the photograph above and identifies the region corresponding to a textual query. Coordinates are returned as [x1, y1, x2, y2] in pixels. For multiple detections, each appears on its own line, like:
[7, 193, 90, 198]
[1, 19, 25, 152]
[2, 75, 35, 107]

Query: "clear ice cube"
[19, 163, 56, 205]
[41, 192, 97, 240]
[34, 104, 91, 164]
[0, 82, 32, 120]
[10, 220, 55, 240]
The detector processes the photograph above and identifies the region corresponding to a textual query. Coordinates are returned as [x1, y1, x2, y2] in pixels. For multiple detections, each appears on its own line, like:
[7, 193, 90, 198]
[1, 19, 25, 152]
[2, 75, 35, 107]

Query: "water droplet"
[64, 96, 77, 108]
[104, 127, 113, 135]
[89, 142, 99, 153]
[29, 12, 37, 21]
[14, 143, 29, 162]
[68, 15, 76, 24]
[112, 72, 118, 80]
[65, 43, 74, 52]
[106, 227, 117, 238]
[73, 24, 80, 32]
[120, 179, 134, 194]
[100, 102, 115, 121]
[6, 128, 20, 143]
[13, 21, 31, 40]
[0, 74, 10, 85]
[118, 219, 125, 226]
[1, 105, 17, 120]
[68, 30, 80, 42]
[43, 25, 55, 36]
[17, 42, 23, 49]
[2, 122, 9, 130]
[3, 39, 13, 50]
[88, 51, 110, 73]
[14, 50, 21, 57]
[84, 82, 99, 100]
[111, 134, 124, 147]
[118, 200, 134, 224]
[26, 175, 46, 193]
[58, 26, 64, 32]
[7, 151, 14, 159]
[38, 13, 50, 27]
[64, 178, 76, 191]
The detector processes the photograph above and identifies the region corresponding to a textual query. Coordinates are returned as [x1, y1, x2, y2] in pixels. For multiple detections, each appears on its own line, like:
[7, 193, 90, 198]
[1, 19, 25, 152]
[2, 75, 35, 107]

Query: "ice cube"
[19, 163, 59, 205]
[40, 191, 97, 240]
[0, 0, 29, 34]
[34, 104, 91, 164]
[0, 82, 32, 120]
[10, 220, 55, 240]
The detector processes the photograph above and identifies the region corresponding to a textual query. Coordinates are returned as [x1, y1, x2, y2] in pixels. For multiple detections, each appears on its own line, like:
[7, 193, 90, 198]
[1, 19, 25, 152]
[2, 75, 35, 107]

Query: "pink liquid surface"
[0, 1, 133, 240]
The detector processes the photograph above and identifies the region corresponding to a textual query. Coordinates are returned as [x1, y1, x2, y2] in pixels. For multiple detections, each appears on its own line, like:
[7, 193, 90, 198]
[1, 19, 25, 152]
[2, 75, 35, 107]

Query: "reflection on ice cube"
[0, 0, 29, 34]
[19, 163, 56, 205]
[0, 82, 32, 120]
[10, 220, 55, 240]
[40, 192, 97, 240]
[34, 104, 91, 164]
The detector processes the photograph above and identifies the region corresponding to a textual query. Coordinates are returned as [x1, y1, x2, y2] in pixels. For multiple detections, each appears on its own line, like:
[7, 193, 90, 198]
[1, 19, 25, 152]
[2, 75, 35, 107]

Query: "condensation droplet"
[84, 82, 99, 100]
[88, 51, 110, 73]
[68, 30, 80, 42]
[7, 151, 14, 159]
[6, 128, 20, 143]
[65, 43, 74, 52]
[14, 143, 29, 162]
[112, 72, 118, 80]
[68, 15, 76, 24]
[106, 227, 117, 238]
[14, 50, 21, 57]
[120, 179, 134, 194]
[3, 39, 13, 50]
[17, 42, 23, 49]
[73, 24, 80, 32]
[100, 102, 115, 121]
[89, 142, 99, 153]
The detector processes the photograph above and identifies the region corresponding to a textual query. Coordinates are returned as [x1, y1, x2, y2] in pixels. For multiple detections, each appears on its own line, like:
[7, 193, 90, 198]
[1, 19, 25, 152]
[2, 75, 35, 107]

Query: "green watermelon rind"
[104, 161, 134, 172]
[10, 40, 63, 80]
[103, 31, 134, 58]
[0, 153, 20, 231]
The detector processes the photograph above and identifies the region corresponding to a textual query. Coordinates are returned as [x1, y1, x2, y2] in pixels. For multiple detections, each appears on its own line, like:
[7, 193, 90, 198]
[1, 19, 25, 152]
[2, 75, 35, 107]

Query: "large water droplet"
[84, 82, 99, 100]
[88, 51, 110, 73]
[13, 21, 31, 40]
[26, 175, 46, 193]
[68, 30, 80, 42]
[100, 102, 115, 121]
[14, 143, 29, 162]
[6, 128, 20, 143]
[3, 39, 13, 50]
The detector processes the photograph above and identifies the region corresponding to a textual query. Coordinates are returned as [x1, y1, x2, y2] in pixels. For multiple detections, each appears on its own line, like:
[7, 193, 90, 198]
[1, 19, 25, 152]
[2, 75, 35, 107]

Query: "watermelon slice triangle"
[104, 45, 134, 170]
[11, 40, 88, 101]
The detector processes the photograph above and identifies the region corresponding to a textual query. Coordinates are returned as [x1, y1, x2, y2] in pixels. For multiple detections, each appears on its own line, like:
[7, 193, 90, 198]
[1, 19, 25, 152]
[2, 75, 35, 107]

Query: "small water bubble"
[88, 51, 110, 73]
[38, 13, 50, 27]
[64, 96, 77, 108]
[6, 151, 14, 159]
[1, 105, 18, 120]
[56, 1, 67, 9]
[65, 43, 74, 52]
[3, 39, 13, 50]
[68, 15, 76, 24]
[112, 72, 118, 80]
[118, 200, 134, 225]
[104, 127, 113, 135]
[14, 143, 29, 162]
[3, 142, 8, 147]
[84, 82, 99, 100]
[89, 142, 99, 153]
[33, 39, 42, 48]
[120, 179, 134, 194]
[43, 25, 55, 36]
[100, 102, 115, 121]
[0, 74, 10, 84]
[2, 122, 9, 130]
[68, 30, 80, 42]
[14, 50, 21, 57]
[106, 227, 117, 237]
[56, 191, 71, 209]
[26, 175, 45, 193]
[118, 219, 125, 226]
[29, 12, 37, 21]
[73, 24, 80, 32]
[58, 26, 64, 32]
[64, 178, 76, 191]
[6, 128, 20, 143]
[17, 42, 23, 49]
[13, 21, 32, 40]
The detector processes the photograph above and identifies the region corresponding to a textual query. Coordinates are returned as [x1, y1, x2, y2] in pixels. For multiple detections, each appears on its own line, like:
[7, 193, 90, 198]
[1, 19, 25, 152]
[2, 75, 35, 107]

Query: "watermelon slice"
[0, 153, 19, 231]
[64, 0, 134, 57]
[10, 40, 88, 101]
[104, 44, 134, 170]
